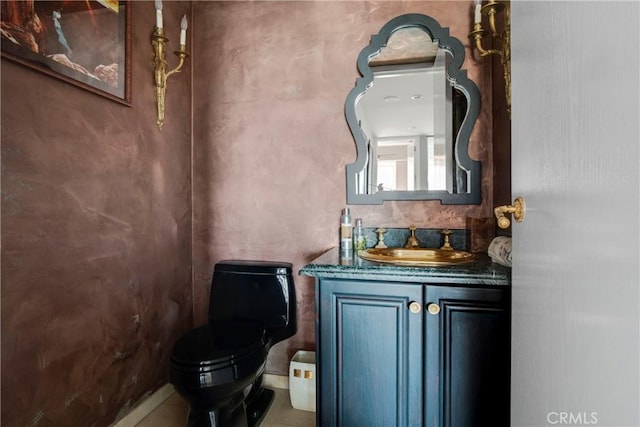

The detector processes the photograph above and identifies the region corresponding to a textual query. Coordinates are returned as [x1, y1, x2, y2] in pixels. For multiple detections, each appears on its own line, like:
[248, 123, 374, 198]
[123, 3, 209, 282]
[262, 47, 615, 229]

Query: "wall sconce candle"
[469, 0, 511, 114]
[152, 0, 189, 129]
[155, 0, 162, 29]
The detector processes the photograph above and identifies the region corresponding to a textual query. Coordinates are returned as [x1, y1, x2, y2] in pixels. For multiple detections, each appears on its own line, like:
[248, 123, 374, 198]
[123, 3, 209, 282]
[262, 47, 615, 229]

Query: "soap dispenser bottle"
[340, 208, 353, 252]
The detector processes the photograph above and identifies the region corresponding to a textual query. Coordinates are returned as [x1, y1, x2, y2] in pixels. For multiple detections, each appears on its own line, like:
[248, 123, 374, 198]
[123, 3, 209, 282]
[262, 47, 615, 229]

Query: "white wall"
[511, 1, 640, 426]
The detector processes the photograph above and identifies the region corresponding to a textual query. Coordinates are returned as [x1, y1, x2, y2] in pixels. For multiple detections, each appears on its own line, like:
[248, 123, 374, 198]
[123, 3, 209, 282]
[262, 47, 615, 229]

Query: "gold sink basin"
[359, 247, 476, 267]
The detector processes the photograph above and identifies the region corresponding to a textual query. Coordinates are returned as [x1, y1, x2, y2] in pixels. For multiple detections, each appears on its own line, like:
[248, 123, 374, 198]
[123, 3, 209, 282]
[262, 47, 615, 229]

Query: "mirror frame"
[345, 13, 481, 205]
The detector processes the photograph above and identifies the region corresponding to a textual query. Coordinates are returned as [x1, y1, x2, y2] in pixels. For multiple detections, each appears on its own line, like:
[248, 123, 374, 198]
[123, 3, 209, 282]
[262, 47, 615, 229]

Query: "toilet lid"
[170, 321, 266, 368]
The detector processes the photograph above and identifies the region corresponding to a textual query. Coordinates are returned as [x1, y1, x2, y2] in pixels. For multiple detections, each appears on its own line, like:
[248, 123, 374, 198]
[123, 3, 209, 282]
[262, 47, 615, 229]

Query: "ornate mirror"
[345, 14, 481, 204]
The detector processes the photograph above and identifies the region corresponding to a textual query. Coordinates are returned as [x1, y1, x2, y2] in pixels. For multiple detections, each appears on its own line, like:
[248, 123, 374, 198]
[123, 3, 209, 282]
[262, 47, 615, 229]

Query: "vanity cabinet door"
[424, 285, 510, 427]
[318, 279, 423, 427]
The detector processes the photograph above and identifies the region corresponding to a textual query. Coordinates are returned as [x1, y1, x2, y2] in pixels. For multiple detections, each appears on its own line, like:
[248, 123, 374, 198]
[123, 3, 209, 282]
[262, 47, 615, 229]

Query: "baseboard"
[111, 383, 174, 427]
[264, 373, 289, 390]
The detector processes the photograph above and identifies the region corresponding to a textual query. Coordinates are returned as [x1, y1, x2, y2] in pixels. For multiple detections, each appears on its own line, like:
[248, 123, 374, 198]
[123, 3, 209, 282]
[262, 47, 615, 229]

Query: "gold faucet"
[374, 228, 388, 248]
[404, 225, 420, 248]
[440, 229, 453, 250]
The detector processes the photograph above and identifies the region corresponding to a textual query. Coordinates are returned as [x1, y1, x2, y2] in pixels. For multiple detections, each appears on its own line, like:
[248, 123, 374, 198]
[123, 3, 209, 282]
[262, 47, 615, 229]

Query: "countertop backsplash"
[360, 227, 468, 251]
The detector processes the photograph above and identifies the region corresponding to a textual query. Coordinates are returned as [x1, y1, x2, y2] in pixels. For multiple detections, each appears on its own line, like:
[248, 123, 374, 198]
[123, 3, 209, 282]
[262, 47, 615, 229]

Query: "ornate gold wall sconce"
[152, 0, 189, 129]
[469, 0, 511, 114]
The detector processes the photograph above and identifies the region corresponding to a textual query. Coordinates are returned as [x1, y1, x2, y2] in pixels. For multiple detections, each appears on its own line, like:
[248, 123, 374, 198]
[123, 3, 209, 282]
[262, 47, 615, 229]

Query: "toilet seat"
[171, 321, 266, 382]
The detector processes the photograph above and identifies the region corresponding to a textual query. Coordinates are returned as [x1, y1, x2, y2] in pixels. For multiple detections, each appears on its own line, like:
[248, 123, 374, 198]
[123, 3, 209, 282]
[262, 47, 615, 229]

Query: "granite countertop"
[300, 247, 511, 286]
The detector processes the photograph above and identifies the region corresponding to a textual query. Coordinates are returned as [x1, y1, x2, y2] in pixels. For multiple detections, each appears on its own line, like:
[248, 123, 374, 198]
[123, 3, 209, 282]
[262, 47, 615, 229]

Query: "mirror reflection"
[357, 29, 454, 193]
[345, 14, 481, 205]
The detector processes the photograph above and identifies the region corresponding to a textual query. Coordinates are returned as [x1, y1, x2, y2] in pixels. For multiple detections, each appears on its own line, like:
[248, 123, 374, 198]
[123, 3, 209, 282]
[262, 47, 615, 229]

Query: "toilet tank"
[208, 260, 297, 344]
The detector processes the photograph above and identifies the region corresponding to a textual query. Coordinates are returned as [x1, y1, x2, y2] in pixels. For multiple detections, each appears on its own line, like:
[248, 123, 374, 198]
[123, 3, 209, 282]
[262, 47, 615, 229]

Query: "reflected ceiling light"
[384, 96, 399, 103]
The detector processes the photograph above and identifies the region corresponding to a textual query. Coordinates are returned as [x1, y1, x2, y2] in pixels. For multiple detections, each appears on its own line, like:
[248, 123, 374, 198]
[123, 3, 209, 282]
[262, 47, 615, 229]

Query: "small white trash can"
[288, 350, 316, 412]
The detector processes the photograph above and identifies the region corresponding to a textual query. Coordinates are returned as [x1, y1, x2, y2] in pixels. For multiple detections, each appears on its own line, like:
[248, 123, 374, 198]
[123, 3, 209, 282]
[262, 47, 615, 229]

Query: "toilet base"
[246, 387, 274, 427]
[185, 387, 275, 427]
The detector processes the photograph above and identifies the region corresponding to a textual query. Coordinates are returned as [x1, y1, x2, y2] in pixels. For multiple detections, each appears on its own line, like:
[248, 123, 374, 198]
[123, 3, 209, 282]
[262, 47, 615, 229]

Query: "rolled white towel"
[488, 236, 512, 267]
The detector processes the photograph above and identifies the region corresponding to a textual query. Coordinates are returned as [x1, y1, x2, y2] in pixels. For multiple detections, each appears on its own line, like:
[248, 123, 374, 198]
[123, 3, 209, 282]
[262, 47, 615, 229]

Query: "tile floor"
[134, 388, 316, 427]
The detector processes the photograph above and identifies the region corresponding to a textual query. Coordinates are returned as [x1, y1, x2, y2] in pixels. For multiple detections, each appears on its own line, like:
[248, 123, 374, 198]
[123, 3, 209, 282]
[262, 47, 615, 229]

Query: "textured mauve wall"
[192, 1, 493, 374]
[1, 2, 496, 423]
[1, 2, 192, 426]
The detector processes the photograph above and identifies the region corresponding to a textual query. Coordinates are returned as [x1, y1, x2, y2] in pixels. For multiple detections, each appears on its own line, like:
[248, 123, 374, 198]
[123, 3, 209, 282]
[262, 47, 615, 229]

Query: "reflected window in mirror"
[345, 14, 480, 205]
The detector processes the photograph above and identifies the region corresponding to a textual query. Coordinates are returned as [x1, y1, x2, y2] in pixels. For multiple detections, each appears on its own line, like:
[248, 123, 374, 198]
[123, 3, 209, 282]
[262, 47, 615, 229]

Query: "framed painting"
[1, 0, 131, 105]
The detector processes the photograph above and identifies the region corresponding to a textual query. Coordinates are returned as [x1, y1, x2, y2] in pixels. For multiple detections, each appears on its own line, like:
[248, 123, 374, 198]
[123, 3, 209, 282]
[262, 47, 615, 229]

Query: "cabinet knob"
[427, 303, 440, 315]
[408, 301, 422, 313]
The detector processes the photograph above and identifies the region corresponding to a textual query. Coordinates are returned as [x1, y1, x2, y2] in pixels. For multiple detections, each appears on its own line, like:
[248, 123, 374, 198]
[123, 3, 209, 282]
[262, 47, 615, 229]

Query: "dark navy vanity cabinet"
[319, 278, 423, 426]
[424, 284, 510, 427]
[301, 249, 511, 427]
